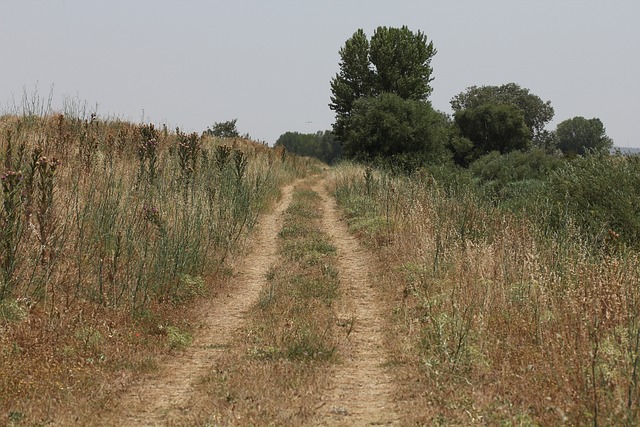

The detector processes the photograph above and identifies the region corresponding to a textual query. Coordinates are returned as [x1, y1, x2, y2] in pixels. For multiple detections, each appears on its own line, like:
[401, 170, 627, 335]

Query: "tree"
[343, 93, 449, 167]
[454, 103, 530, 159]
[329, 26, 438, 161]
[204, 119, 239, 138]
[368, 26, 436, 100]
[554, 116, 613, 156]
[451, 83, 554, 142]
[275, 130, 342, 164]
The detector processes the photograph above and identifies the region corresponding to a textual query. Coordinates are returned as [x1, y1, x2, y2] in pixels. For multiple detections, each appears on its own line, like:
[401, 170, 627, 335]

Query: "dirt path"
[99, 184, 296, 426]
[314, 181, 398, 426]
[84, 176, 398, 426]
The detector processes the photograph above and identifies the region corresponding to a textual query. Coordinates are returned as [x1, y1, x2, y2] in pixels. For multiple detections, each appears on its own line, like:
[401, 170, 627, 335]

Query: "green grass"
[254, 186, 339, 362]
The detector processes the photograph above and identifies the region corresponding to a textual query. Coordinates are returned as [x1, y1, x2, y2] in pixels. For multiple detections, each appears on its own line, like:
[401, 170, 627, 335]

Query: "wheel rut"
[98, 183, 296, 426]
[86, 176, 398, 426]
[313, 180, 398, 426]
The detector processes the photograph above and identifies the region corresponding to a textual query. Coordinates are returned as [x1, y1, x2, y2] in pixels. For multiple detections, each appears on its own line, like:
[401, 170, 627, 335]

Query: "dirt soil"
[80, 176, 397, 426]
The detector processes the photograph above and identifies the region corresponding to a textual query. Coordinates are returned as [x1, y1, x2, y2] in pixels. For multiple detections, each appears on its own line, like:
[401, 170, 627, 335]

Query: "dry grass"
[0, 113, 310, 425]
[330, 162, 640, 426]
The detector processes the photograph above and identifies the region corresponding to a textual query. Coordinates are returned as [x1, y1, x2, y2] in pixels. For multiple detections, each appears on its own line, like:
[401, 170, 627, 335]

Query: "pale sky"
[2, 1, 639, 147]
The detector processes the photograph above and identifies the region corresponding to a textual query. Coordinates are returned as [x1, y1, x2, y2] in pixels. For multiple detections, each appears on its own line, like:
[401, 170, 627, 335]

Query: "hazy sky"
[2, 1, 639, 147]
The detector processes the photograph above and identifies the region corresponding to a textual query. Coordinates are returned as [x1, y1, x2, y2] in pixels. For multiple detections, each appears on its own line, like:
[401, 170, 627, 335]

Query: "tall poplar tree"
[329, 26, 438, 161]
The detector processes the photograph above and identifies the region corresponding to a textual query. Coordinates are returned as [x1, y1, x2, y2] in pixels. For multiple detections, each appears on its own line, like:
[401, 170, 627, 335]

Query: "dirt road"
[92, 176, 397, 426]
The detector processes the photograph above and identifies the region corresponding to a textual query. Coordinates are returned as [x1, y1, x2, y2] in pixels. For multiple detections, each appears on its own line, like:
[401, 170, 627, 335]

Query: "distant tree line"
[328, 26, 614, 171]
[275, 130, 342, 164]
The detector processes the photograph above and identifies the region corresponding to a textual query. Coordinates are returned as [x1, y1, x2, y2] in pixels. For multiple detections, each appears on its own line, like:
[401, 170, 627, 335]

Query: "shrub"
[469, 148, 563, 201]
[542, 153, 640, 247]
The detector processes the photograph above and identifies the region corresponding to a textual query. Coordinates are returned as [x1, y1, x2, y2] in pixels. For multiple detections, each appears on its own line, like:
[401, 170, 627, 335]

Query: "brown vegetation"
[0, 113, 308, 425]
[330, 163, 640, 425]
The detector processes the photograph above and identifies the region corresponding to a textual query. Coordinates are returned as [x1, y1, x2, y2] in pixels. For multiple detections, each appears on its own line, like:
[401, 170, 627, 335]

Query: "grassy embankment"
[0, 113, 311, 425]
[330, 160, 640, 426]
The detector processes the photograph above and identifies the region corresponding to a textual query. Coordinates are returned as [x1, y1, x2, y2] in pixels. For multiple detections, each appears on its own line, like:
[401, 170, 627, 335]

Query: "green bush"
[542, 154, 640, 246]
[469, 148, 563, 201]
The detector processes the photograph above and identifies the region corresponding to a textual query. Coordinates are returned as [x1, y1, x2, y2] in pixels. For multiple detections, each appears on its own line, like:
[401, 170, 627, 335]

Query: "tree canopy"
[554, 116, 613, 156]
[275, 130, 342, 164]
[454, 103, 530, 159]
[343, 93, 449, 166]
[204, 119, 240, 138]
[451, 83, 554, 141]
[329, 26, 440, 164]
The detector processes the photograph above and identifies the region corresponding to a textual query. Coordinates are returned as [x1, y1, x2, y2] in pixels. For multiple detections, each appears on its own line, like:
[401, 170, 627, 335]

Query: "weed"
[233, 149, 248, 184]
[137, 123, 159, 185]
[175, 128, 201, 194]
[1, 170, 24, 300]
[214, 145, 231, 171]
[166, 325, 193, 350]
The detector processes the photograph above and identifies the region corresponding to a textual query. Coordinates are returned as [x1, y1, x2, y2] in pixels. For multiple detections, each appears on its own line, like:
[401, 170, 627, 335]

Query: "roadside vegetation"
[325, 25, 639, 425]
[275, 130, 342, 165]
[194, 180, 341, 425]
[0, 110, 309, 425]
[330, 158, 640, 425]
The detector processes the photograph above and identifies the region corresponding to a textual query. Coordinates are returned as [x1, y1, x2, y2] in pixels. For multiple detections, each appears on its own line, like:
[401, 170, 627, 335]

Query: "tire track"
[97, 183, 296, 426]
[313, 180, 398, 426]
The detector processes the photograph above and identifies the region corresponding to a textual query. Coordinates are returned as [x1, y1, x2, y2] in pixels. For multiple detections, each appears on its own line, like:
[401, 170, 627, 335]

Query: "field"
[2, 113, 640, 425]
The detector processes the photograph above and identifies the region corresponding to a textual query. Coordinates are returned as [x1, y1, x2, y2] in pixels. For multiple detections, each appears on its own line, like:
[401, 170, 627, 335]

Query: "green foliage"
[469, 148, 564, 200]
[204, 119, 240, 138]
[451, 83, 554, 141]
[166, 325, 193, 350]
[344, 93, 450, 168]
[275, 130, 342, 164]
[368, 26, 436, 100]
[553, 116, 613, 156]
[454, 103, 530, 160]
[462, 148, 640, 248]
[329, 29, 372, 129]
[446, 135, 475, 168]
[542, 154, 640, 246]
[330, 26, 437, 162]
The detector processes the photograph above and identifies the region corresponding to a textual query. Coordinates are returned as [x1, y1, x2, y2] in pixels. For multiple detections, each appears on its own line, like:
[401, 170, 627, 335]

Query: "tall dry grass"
[330, 162, 640, 425]
[0, 112, 310, 424]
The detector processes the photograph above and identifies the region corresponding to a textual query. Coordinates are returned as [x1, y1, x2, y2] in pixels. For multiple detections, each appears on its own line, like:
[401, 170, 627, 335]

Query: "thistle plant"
[215, 145, 231, 171]
[233, 149, 248, 184]
[79, 119, 98, 171]
[22, 146, 42, 221]
[142, 204, 164, 235]
[138, 124, 159, 185]
[35, 156, 59, 265]
[53, 113, 70, 152]
[1, 170, 24, 300]
[176, 129, 201, 193]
